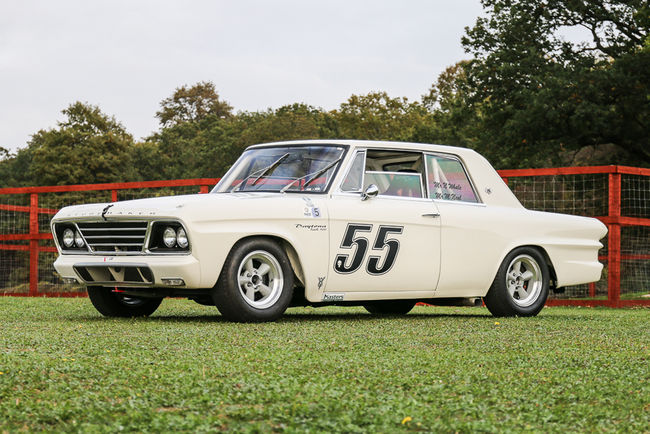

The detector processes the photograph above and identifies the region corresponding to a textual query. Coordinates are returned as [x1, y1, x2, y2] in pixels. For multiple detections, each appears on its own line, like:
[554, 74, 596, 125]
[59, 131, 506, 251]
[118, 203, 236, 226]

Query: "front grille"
[77, 221, 149, 253]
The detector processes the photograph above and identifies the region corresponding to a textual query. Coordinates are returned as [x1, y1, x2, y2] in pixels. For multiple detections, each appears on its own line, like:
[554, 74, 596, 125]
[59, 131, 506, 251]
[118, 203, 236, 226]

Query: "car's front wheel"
[483, 247, 549, 317]
[363, 300, 416, 315]
[87, 286, 163, 317]
[212, 238, 294, 322]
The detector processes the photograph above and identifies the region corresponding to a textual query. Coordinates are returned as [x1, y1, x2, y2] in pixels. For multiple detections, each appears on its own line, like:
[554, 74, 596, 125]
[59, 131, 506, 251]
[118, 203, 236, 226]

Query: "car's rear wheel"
[212, 238, 294, 322]
[363, 300, 416, 315]
[87, 286, 163, 317]
[483, 247, 549, 317]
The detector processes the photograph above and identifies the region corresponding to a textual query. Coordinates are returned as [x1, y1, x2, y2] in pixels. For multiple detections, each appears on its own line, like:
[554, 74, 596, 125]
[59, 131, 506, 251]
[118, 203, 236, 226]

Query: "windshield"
[213, 145, 346, 193]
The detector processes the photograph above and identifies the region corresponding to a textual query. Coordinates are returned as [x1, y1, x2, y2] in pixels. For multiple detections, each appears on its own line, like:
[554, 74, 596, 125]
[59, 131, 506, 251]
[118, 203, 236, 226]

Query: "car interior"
[363, 150, 426, 198]
[339, 148, 479, 203]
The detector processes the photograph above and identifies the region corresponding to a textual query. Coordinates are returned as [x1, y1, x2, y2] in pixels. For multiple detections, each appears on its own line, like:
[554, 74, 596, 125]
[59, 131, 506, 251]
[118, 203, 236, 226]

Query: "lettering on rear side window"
[425, 154, 478, 203]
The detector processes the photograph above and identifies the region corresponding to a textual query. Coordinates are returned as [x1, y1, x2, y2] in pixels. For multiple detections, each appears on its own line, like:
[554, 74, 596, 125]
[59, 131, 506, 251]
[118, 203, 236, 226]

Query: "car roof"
[246, 139, 479, 158]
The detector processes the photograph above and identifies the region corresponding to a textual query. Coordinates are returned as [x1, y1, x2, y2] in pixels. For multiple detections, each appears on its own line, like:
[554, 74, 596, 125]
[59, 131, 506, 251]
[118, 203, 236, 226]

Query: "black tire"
[87, 286, 163, 317]
[191, 297, 215, 306]
[483, 247, 549, 317]
[363, 300, 416, 315]
[211, 238, 294, 322]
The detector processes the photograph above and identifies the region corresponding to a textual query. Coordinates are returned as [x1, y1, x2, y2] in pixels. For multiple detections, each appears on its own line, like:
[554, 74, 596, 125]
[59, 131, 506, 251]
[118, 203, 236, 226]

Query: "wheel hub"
[505, 254, 543, 308]
[237, 250, 284, 309]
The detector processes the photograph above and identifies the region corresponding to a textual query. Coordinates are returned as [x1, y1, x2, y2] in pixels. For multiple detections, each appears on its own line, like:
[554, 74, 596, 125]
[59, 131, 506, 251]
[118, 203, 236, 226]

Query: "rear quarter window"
[426, 154, 478, 203]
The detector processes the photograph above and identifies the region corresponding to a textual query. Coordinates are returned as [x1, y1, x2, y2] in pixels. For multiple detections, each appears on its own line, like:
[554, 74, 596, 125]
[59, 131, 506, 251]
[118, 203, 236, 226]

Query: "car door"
[324, 149, 441, 296]
[422, 152, 494, 297]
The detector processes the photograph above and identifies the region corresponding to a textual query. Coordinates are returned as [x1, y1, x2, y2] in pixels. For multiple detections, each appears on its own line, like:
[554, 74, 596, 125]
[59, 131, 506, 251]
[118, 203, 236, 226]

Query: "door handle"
[422, 213, 440, 218]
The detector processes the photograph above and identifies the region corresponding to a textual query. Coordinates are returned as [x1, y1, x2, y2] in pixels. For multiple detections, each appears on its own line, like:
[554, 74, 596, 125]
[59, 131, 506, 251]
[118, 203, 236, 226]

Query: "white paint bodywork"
[51, 140, 607, 302]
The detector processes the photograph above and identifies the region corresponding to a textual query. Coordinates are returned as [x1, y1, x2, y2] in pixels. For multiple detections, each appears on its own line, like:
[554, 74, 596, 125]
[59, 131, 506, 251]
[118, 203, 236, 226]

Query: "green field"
[0, 298, 648, 432]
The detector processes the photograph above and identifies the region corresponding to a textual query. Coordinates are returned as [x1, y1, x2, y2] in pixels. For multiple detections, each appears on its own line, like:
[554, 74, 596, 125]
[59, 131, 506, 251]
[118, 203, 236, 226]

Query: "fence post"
[588, 282, 596, 298]
[111, 190, 118, 202]
[607, 171, 621, 307]
[199, 185, 209, 194]
[29, 193, 39, 296]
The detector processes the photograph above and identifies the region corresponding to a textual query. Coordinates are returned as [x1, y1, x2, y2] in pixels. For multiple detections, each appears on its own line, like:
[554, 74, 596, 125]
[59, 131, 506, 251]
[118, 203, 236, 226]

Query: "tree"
[237, 103, 337, 146]
[0, 147, 15, 187]
[0, 147, 34, 188]
[149, 103, 343, 181]
[28, 102, 136, 185]
[419, 61, 481, 148]
[461, 0, 649, 167]
[148, 113, 241, 180]
[148, 82, 238, 180]
[333, 92, 431, 142]
[131, 140, 166, 181]
[156, 81, 233, 127]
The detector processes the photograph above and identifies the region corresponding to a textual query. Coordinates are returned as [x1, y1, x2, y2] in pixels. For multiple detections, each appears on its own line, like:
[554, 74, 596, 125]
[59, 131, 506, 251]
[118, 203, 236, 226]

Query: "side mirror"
[361, 184, 379, 201]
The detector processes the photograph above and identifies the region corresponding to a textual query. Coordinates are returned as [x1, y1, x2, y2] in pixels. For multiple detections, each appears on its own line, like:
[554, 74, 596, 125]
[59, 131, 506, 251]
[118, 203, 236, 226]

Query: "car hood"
[51, 192, 326, 223]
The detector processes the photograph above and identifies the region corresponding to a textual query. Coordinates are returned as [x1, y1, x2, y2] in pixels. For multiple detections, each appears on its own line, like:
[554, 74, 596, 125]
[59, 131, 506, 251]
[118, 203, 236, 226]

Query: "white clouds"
[0, 0, 483, 151]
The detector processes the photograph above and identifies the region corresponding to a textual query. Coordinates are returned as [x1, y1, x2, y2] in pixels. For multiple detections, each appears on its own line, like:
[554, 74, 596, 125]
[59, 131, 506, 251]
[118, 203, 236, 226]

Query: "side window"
[340, 151, 365, 192]
[363, 150, 425, 199]
[425, 154, 478, 203]
[364, 172, 423, 198]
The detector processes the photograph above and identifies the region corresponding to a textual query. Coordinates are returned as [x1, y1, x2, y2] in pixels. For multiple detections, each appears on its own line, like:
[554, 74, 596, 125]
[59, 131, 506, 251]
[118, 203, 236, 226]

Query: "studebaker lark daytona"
[51, 140, 607, 321]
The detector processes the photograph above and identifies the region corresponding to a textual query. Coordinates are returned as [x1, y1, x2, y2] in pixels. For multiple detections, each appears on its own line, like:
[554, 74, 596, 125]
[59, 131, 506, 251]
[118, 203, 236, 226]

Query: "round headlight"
[163, 226, 177, 248]
[62, 228, 75, 247]
[74, 231, 85, 248]
[176, 228, 188, 249]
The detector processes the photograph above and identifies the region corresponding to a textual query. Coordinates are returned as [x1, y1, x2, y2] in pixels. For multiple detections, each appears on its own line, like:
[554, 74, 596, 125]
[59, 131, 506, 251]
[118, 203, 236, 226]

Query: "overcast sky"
[0, 0, 484, 152]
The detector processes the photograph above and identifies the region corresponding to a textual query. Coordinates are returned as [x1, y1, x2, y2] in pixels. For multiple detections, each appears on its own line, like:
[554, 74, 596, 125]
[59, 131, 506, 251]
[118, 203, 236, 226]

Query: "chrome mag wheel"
[505, 254, 543, 307]
[212, 238, 294, 322]
[237, 250, 284, 309]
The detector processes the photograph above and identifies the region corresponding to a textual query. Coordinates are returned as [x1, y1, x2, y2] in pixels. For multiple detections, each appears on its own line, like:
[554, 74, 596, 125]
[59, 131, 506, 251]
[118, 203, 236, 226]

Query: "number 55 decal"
[334, 224, 403, 275]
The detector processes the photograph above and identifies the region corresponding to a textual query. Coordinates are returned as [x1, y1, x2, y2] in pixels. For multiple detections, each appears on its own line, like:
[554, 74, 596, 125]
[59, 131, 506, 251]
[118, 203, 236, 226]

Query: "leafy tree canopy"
[147, 114, 239, 180]
[418, 61, 481, 148]
[0, 146, 11, 160]
[461, 0, 649, 167]
[28, 102, 136, 185]
[0, 147, 32, 188]
[156, 81, 233, 128]
[334, 92, 431, 142]
[237, 103, 337, 145]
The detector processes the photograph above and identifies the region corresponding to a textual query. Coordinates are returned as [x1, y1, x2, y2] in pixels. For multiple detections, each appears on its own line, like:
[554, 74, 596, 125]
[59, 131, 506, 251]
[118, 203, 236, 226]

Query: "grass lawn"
[0, 298, 648, 432]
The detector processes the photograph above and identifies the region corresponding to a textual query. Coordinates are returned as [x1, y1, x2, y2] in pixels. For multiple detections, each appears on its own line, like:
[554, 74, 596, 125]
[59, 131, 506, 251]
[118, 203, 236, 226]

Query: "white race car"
[51, 140, 606, 321]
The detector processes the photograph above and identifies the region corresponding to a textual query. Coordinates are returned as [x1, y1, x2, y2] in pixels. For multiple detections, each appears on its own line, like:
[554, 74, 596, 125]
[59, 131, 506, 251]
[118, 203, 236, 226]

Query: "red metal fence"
[1, 166, 648, 306]
[0, 179, 218, 297]
[499, 165, 650, 307]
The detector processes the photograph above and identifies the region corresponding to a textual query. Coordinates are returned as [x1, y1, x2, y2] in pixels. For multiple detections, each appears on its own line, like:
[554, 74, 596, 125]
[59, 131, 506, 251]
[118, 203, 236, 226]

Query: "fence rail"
[0, 179, 218, 297]
[500, 165, 650, 307]
[1, 166, 649, 307]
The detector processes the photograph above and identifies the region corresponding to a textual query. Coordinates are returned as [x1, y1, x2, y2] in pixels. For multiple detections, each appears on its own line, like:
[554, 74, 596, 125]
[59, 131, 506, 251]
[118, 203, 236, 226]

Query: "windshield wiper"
[231, 153, 290, 192]
[280, 157, 342, 193]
